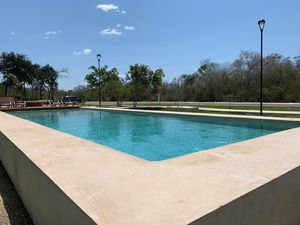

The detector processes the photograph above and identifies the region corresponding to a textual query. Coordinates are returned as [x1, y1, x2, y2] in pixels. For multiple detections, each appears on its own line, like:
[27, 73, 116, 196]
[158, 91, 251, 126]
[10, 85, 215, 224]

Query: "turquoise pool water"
[10, 109, 300, 161]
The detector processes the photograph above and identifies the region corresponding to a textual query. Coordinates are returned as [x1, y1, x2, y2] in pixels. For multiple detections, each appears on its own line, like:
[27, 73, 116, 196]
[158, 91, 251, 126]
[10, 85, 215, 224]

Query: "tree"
[32, 64, 46, 100]
[231, 51, 260, 101]
[41, 65, 59, 100]
[72, 85, 88, 101]
[294, 56, 300, 72]
[1, 73, 19, 96]
[198, 63, 208, 76]
[0, 52, 34, 99]
[152, 68, 164, 103]
[126, 64, 153, 107]
[0, 51, 68, 100]
[102, 68, 124, 105]
[28, 64, 42, 99]
[85, 65, 108, 105]
[85, 65, 124, 105]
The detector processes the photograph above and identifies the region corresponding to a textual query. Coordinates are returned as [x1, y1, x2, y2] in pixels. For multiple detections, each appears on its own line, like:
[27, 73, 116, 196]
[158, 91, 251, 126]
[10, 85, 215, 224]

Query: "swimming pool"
[10, 109, 300, 161]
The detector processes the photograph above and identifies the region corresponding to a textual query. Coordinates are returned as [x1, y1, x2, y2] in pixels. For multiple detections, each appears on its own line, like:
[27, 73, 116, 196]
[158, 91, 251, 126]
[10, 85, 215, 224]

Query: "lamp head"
[96, 54, 102, 60]
[258, 19, 266, 31]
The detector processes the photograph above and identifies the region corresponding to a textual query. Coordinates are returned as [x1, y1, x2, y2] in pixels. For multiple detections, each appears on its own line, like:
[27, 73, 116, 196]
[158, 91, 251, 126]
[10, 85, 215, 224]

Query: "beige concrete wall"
[190, 167, 300, 225]
[1, 110, 300, 225]
[0, 132, 97, 225]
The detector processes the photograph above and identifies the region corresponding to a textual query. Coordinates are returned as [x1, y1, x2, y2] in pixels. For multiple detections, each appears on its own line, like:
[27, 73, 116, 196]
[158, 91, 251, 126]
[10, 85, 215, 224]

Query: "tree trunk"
[39, 87, 42, 100]
[133, 101, 137, 108]
[23, 84, 27, 100]
[31, 86, 34, 100]
[157, 90, 161, 104]
[133, 91, 137, 108]
[4, 84, 8, 96]
[117, 100, 122, 107]
[19, 86, 23, 100]
[50, 88, 54, 100]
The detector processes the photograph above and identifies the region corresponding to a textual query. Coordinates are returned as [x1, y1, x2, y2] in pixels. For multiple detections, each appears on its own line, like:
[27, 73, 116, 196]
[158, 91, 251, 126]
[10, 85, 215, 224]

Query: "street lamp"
[96, 54, 102, 107]
[258, 19, 265, 116]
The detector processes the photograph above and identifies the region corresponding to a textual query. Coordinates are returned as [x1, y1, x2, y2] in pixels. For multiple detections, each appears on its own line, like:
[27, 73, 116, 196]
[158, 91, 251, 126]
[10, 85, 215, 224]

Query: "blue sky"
[1, 0, 300, 90]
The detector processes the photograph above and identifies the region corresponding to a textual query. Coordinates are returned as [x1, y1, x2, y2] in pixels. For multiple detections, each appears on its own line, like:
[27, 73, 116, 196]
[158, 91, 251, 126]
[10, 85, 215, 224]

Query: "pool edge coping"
[82, 106, 300, 122]
[10, 107, 300, 163]
[1, 110, 300, 224]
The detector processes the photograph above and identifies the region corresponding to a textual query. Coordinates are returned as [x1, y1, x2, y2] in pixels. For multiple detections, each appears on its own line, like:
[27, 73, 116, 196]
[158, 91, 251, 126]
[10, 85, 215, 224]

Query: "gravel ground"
[0, 163, 33, 225]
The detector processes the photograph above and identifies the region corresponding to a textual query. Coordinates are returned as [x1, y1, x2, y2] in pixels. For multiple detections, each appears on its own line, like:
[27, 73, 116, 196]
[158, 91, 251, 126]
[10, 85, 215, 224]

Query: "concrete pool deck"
[0, 109, 300, 224]
[0, 105, 80, 112]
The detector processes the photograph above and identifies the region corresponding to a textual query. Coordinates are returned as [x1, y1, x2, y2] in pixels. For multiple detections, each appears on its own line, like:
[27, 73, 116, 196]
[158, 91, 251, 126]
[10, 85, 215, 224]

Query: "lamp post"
[96, 54, 102, 107]
[258, 19, 265, 116]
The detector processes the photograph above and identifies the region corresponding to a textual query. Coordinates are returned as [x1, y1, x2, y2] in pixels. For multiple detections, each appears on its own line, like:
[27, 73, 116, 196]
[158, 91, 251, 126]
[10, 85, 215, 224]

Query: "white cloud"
[96, 3, 126, 14]
[73, 48, 92, 56]
[45, 30, 62, 36]
[97, 3, 118, 12]
[99, 24, 135, 37]
[124, 26, 135, 31]
[44, 30, 62, 39]
[100, 28, 122, 36]
[10, 32, 16, 35]
[83, 48, 92, 55]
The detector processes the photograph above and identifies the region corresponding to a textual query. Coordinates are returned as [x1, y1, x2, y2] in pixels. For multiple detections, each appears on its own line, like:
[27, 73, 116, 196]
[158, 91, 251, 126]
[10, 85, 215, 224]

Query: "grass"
[198, 105, 300, 111]
[187, 110, 300, 118]
[138, 103, 300, 111]
[134, 103, 300, 119]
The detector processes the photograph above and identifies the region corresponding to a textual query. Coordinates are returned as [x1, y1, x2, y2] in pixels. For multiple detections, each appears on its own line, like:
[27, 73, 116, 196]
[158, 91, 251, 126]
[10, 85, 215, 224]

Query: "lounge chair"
[0, 97, 14, 108]
[48, 100, 64, 107]
[15, 101, 26, 108]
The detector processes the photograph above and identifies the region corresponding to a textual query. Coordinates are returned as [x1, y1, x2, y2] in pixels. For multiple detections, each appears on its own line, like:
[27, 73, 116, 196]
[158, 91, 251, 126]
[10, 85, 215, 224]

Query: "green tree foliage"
[81, 52, 300, 103]
[32, 64, 46, 99]
[152, 68, 164, 103]
[85, 65, 106, 105]
[0, 52, 34, 99]
[161, 51, 300, 102]
[0, 51, 66, 100]
[71, 85, 88, 100]
[102, 68, 124, 105]
[41, 65, 59, 100]
[126, 64, 153, 107]
[2, 73, 19, 96]
[85, 65, 123, 105]
[2, 50, 300, 103]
